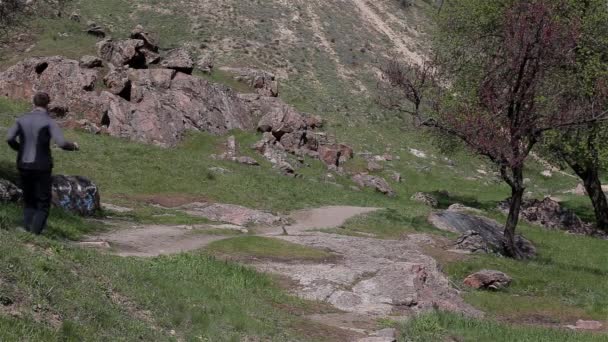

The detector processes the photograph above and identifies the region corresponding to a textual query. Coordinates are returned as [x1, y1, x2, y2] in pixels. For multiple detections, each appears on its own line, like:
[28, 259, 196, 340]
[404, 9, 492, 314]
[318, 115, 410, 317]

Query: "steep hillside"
[0, 1, 607, 341]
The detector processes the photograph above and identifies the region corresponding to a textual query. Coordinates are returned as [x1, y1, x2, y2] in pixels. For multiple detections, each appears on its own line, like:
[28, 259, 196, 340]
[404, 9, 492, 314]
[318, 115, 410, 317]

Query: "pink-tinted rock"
[0, 56, 101, 119]
[318, 144, 354, 167]
[160, 48, 194, 74]
[463, 270, 512, 290]
[97, 39, 147, 68]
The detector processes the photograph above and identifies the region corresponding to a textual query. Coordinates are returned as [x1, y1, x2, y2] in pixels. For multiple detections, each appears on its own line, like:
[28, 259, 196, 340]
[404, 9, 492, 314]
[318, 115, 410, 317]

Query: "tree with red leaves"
[384, 0, 608, 258]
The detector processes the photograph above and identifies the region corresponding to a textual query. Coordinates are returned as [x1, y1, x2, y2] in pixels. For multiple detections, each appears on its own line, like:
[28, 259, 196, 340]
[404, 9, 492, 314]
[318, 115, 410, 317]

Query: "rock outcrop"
[160, 48, 194, 74]
[0, 54, 258, 146]
[429, 210, 537, 258]
[97, 38, 148, 68]
[0, 56, 101, 118]
[51, 175, 101, 216]
[463, 270, 512, 290]
[103, 69, 255, 146]
[245, 93, 355, 175]
[498, 197, 606, 238]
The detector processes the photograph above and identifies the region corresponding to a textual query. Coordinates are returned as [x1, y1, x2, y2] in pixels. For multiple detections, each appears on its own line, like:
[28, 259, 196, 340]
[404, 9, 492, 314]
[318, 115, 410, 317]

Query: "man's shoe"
[15, 226, 28, 233]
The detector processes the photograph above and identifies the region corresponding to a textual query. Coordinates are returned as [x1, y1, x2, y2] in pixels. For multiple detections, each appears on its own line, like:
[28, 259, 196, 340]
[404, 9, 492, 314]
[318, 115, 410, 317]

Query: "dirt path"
[80, 205, 480, 341]
[80, 206, 378, 256]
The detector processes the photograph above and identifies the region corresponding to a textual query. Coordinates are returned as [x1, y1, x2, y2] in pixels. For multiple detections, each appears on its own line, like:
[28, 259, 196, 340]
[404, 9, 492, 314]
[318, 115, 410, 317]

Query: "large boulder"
[463, 270, 512, 290]
[429, 210, 537, 258]
[498, 197, 603, 237]
[102, 69, 255, 146]
[79, 55, 103, 69]
[0, 179, 22, 203]
[254, 97, 308, 136]
[97, 39, 147, 68]
[160, 48, 194, 74]
[0, 56, 102, 119]
[318, 144, 354, 167]
[352, 174, 395, 197]
[130, 25, 159, 52]
[51, 175, 101, 216]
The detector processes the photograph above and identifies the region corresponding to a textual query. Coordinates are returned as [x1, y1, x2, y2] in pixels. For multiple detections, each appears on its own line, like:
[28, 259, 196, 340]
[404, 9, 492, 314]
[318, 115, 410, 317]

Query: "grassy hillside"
[0, 0, 607, 340]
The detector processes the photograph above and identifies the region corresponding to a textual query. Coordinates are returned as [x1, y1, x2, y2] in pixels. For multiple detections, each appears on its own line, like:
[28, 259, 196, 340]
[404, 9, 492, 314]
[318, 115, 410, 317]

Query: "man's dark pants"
[19, 169, 52, 235]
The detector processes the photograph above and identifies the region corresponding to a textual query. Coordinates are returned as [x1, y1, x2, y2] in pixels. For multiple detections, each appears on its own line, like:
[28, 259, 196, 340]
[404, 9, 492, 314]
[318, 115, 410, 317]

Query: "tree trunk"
[503, 168, 525, 259]
[571, 163, 608, 231]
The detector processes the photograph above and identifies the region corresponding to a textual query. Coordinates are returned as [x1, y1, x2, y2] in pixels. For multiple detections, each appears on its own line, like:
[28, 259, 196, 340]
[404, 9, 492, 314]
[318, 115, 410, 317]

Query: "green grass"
[0, 223, 334, 341]
[444, 222, 608, 322]
[400, 311, 606, 342]
[333, 208, 454, 239]
[206, 236, 334, 261]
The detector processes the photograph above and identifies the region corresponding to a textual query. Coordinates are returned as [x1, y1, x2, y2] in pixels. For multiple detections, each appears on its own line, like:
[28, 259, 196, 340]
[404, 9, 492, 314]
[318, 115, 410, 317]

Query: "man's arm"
[49, 120, 79, 151]
[6, 121, 21, 151]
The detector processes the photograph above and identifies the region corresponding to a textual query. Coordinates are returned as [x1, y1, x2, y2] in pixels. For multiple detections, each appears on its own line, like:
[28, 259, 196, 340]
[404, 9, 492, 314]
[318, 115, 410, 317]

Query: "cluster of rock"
[0, 24, 402, 195]
[428, 207, 537, 259]
[0, 177, 100, 217]
[498, 197, 607, 238]
[0, 26, 256, 147]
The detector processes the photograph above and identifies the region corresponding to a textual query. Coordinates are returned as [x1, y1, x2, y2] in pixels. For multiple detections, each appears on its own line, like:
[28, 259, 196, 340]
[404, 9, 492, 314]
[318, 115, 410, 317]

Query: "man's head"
[33, 92, 50, 109]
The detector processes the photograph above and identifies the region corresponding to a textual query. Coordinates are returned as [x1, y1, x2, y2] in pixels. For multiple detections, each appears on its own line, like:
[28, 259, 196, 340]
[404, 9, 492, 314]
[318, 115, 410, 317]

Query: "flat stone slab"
[252, 232, 482, 318]
[176, 202, 283, 226]
[428, 211, 536, 258]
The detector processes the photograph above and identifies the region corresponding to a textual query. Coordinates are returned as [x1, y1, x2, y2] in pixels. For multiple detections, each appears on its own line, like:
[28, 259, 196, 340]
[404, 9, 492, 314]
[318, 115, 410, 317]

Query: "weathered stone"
[454, 231, 491, 254]
[85, 23, 106, 38]
[97, 39, 146, 68]
[464, 270, 512, 290]
[318, 144, 354, 167]
[102, 67, 130, 96]
[0, 179, 22, 203]
[447, 203, 483, 214]
[0, 56, 101, 120]
[130, 25, 159, 52]
[429, 211, 537, 258]
[411, 192, 438, 208]
[256, 100, 308, 135]
[103, 70, 255, 146]
[352, 174, 395, 196]
[51, 175, 101, 216]
[177, 202, 283, 226]
[305, 114, 323, 129]
[79, 55, 103, 69]
[160, 48, 194, 74]
[498, 197, 603, 237]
